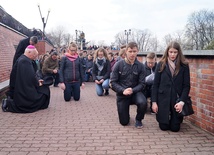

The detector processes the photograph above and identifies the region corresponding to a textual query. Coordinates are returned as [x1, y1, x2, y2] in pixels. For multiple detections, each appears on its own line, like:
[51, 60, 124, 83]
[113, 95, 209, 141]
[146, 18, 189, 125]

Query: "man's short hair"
[146, 52, 156, 59]
[126, 42, 138, 50]
[108, 52, 114, 57]
[51, 51, 58, 56]
[30, 36, 38, 44]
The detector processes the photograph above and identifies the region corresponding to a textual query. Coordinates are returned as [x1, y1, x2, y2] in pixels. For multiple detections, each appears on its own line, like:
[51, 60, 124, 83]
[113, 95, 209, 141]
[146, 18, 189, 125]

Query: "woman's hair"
[120, 44, 126, 49]
[93, 47, 109, 62]
[119, 48, 126, 57]
[69, 42, 78, 51]
[159, 41, 188, 75]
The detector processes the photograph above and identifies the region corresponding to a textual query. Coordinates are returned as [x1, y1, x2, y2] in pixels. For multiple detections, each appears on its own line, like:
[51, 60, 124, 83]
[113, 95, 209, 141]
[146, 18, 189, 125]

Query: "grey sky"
[1, 0, 214, 45]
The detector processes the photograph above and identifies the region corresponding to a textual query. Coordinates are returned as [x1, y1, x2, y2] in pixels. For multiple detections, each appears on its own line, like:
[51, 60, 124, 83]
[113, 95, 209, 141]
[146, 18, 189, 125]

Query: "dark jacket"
[42, 56, 59, 75]
[110, 59, 146, 95]
[59, 56, 84, 84]
[92, 59, 111, 81]
[151, 62, 190, 124]
[13, 37, 30, 66]
[110, 58, 116, 72]
[85, 59, 93, 72]
[80, 57, 87, 70]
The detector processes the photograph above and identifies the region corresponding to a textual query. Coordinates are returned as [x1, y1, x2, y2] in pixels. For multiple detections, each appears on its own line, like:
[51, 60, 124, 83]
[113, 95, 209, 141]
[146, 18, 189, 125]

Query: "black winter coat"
[151, 62, 190, 124]
[13, 37, 30, 66]
[110, 59, 146, 95]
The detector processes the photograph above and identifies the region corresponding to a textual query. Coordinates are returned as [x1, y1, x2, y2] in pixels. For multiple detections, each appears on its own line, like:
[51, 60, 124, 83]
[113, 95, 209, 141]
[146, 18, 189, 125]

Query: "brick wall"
[36, 40, 53, 55]
[0, 24, 26, 82]
[187, 57, 214, 133]
[0, 24, 54, 82]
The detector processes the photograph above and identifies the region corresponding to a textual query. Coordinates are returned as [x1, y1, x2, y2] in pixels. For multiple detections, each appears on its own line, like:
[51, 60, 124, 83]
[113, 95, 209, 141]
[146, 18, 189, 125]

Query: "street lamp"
[38, 4, 50, 40]
[124, 29, 131, 44]
[75, 30, 78, 44]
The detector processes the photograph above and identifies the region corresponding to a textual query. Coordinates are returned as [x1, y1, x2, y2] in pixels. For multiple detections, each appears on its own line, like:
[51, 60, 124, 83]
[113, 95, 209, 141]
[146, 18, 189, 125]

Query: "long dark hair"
[159, 41, 188, 75]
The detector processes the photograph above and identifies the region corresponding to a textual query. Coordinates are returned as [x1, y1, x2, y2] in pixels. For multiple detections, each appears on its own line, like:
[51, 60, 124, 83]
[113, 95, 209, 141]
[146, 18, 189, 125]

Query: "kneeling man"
[2, 45, 50, 113]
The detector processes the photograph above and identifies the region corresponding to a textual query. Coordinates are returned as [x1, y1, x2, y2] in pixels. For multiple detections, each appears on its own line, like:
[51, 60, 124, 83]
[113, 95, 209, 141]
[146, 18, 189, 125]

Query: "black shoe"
[2, 98, 8, 112]
[135, 120, 143, 129]
[104, 90, 109, 96]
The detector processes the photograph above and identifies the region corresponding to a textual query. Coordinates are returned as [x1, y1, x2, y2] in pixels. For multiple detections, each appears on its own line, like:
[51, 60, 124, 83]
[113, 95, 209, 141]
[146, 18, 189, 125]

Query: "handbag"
[42, 75, 54, 86]
[172, 80, 194, 117]
[179, 96, 194, 117]
[36, 70, 54, 86]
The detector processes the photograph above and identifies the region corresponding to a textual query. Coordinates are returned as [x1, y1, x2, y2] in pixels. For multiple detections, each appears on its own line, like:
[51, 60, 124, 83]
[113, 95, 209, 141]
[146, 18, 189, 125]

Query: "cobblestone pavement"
[0, 82, 214, 155]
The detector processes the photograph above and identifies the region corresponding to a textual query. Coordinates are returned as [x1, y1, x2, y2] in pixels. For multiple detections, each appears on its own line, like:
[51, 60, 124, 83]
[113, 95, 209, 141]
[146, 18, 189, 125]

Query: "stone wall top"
[138, 50, 214, 57]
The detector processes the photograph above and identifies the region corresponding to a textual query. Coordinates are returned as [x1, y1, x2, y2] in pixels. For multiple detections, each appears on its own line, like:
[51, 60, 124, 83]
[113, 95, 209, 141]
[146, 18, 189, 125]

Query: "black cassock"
[8, 55, 50, 113]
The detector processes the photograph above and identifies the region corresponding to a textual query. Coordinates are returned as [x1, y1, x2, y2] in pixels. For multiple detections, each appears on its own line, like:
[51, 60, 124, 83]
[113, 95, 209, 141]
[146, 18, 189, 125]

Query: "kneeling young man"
[110, 42, 147, 128]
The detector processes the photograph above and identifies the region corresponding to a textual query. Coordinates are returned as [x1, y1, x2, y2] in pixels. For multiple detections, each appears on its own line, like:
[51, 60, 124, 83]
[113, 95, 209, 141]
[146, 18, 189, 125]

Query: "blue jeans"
[85, 71, 92, 82]
[64, 82, 80, 101]
[95, 79, 110, 96]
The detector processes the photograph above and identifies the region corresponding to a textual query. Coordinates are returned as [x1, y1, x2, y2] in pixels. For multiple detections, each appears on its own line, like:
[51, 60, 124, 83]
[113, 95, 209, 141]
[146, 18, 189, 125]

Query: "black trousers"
[159, 105, 183, 132]
[116, 92, 147, 126]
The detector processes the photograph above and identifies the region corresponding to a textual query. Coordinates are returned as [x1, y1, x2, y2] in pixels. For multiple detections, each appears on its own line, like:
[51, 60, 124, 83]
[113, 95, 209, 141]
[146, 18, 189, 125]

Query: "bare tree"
[64, 33, 73, 47]
[185, 9, 214, 50]
[46, 25, 69, 48]
[114, 32, 126, 46]
[97, 40, 107, 47]
[131, 29, 153, 52]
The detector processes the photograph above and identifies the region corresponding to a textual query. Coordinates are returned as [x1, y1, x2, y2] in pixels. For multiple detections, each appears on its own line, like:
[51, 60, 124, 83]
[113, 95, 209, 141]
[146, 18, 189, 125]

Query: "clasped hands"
[152, 101, 184, 114]
[123, 88, 133, 96]
[95, 79, 104, 84]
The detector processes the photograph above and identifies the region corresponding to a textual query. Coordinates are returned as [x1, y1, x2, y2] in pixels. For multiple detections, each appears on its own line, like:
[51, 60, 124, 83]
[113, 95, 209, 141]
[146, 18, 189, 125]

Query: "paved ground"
[0, 82, 214, 155]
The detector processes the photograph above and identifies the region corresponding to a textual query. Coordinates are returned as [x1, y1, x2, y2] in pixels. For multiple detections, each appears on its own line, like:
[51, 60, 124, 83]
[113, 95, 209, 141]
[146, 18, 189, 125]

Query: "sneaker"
[2, 98, 10, 112]
[104, 90, 109, 96]
[135, 120, 143, 129]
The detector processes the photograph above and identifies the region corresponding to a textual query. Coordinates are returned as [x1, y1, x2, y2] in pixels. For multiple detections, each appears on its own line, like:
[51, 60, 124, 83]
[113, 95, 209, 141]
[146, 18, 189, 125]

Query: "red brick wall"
[0, 25, 54, 82]
[187, 58, 214, 133]
[0, 25, 26, 82]
[36, 40, 53, 55]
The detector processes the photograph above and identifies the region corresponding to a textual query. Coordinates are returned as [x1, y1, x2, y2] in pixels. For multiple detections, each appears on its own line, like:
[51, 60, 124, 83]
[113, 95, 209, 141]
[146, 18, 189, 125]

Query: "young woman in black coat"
[152, 41, 190, 132]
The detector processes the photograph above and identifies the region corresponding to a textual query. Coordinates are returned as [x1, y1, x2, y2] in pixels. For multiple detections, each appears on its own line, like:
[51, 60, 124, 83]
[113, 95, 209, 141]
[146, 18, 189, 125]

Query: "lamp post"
[38, 4, 50, 40]
[75, 30, 78, 44]
[124, 29, 131, 44]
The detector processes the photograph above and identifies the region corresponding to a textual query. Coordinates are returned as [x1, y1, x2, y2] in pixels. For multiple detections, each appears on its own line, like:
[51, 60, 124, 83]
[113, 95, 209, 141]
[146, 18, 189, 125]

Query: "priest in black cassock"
[2, 45, 50, 113]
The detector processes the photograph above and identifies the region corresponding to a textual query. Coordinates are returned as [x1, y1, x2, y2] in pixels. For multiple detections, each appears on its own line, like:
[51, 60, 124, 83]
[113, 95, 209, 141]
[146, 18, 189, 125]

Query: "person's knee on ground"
[119, 117, 130, 126]
[159, 123, 170, 131]
[170, 123, 181, 132]
[96, 90, 104, 96]
[64, 92, 72, 101]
